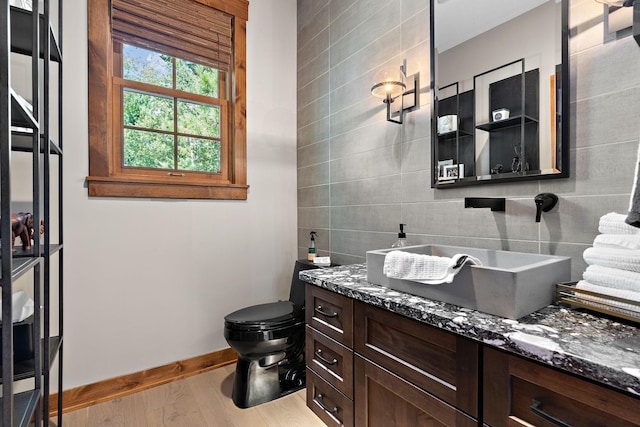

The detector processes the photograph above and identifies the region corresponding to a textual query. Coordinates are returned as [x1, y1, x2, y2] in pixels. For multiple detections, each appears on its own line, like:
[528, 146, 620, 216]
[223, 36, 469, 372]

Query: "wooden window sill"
[86, 176, 249, 200]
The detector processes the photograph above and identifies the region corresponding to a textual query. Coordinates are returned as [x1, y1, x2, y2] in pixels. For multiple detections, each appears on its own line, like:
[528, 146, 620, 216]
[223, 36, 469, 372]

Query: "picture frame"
[438, 163, 464, 181]
[437, 159, 453, 180]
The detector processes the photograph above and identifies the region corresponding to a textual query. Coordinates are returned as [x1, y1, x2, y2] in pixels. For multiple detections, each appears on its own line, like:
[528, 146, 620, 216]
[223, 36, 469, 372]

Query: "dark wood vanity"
[304, 281, 640, 426]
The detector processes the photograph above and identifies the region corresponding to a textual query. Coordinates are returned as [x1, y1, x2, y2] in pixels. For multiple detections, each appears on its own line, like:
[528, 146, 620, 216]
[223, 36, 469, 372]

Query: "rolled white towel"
[575, 280, 640, 316]
[583, 265, 640, 292]
[583, 246, 640, 273]
[593, 234, 640, 251]
[599, 212, 640, 235]
[383, 250, 482, 285]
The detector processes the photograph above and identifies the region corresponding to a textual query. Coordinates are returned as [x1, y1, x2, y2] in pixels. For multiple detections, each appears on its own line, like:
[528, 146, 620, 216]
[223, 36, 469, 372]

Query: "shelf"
[10, 90, 38, 130]
[10, 6, 62, 62]
[475, 115, 537, 132]
[436, 175, 477, 186]
[10, 128, 62, 155]
[0, 336, 62, 382]
[0, 257, 41, 281]
[0, 389, 40, 427]
[437, 129, 473, 140]
[4, 2, 64, 424]
[13, 244, 63, 259]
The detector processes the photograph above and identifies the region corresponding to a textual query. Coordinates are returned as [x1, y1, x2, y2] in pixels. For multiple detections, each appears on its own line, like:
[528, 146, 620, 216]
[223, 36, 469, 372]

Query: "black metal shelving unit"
[2, 0, 63, 425]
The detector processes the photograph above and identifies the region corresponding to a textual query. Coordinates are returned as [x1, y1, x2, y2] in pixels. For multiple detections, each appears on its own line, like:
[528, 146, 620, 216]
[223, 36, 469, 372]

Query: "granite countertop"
[300, 263, 640, 397]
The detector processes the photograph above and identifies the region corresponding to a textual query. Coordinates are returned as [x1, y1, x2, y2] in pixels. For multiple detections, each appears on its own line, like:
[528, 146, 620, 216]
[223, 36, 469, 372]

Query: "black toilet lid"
[224, 301, 300, 330]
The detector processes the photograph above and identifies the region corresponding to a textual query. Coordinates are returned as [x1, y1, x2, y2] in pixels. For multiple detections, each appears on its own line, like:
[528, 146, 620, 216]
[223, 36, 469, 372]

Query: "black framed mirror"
[430, 0, 569, 188]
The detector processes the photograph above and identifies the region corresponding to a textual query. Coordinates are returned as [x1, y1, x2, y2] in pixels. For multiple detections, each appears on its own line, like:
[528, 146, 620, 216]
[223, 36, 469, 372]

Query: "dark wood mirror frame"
[430, 0, 569, 188]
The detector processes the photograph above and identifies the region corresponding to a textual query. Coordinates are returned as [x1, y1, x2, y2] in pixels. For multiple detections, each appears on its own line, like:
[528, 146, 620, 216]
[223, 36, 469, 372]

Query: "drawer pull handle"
[315, 305, 338, 318]
[314, 393, 339, 417]
[530, 399, 573, 427]
[315, 349, 338, 365]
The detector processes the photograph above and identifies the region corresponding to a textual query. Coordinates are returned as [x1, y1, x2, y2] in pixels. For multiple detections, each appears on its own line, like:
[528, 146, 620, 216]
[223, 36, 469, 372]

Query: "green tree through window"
[121, 44, 221, 173]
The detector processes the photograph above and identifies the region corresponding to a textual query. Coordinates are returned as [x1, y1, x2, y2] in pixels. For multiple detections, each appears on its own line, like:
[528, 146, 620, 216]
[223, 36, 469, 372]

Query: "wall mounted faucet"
[464, 197, 506, 212]
[534, 193, 558, 222]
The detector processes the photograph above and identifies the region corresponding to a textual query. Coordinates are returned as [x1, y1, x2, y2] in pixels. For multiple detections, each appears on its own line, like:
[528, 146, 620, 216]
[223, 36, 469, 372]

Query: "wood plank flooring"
[59, 364, 325, 427]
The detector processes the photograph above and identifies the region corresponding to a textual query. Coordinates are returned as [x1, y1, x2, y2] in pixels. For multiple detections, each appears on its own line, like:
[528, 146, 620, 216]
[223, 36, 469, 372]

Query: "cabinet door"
[354, 355, 477, 427]
[306, 325, 354, 398]
[484, 347, 640, 427]
[307, 368, 354, 427]
[306, 285, 354, 347]
[354, 302, 479, 417]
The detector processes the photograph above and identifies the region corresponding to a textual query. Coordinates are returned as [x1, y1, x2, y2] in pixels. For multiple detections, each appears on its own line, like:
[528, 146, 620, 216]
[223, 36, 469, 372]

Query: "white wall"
[61, 0, 298, 389]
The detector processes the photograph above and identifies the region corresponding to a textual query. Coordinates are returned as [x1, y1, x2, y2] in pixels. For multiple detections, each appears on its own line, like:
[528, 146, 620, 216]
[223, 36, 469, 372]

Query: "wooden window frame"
[87, 0, 249, 200]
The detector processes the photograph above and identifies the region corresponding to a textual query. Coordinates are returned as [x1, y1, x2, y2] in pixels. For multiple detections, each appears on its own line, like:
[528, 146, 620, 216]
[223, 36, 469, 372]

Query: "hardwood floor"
[59, 364, 325, 427]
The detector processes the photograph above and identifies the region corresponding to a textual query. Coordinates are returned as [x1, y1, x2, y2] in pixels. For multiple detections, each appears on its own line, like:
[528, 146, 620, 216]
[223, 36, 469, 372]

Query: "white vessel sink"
[366, 245, 571, 319]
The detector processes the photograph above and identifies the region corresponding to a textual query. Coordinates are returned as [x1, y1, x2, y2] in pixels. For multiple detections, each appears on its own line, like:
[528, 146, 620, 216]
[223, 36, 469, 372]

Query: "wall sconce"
[371, 61, 418, 124]
[596, 0, 640, 46]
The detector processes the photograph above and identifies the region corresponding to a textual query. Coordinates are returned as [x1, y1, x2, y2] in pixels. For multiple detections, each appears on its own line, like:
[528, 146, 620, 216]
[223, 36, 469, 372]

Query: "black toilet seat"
[224, 301, 302, 332]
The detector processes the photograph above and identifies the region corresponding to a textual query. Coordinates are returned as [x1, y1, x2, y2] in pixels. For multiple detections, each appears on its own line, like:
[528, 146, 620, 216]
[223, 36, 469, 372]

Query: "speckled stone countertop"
[300, 263, 640, 397]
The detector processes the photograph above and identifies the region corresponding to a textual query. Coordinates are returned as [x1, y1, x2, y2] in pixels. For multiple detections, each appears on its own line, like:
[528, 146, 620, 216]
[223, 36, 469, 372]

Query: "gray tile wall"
[297, 0, 640, 280]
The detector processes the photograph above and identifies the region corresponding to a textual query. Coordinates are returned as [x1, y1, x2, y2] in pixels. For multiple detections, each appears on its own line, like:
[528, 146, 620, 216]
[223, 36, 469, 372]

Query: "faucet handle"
[534, 193, 558, 222]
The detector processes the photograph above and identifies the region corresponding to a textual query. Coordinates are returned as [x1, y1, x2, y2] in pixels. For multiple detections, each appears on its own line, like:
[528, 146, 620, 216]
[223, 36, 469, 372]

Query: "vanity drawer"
[307, 368, 354, 427]
[306, 325, 353, 399]
[306, 285, 354, 347]
[484, 347, 640, 427]
[354, 355, 477, 427]
[354, 301, 479, 418]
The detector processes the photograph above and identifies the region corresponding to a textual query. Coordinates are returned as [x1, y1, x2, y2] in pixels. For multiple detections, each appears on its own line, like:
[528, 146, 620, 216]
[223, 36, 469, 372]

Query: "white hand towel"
[583, 246, 640, 273]
[0, 291, 35, 323]
[383, 250, 482, 285]
[593, 234, 640, 250]
[598, 212, 640, 235]
[575, 280, 640, 316]
[583, 264, 640, 292]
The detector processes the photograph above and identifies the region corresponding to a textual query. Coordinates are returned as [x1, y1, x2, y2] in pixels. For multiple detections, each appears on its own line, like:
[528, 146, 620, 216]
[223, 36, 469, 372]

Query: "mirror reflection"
[431, 0, 568, 187]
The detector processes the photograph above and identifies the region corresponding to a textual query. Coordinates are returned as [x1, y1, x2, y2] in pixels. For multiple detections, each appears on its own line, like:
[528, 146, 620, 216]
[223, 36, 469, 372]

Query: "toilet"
[224, 260, 319, 408]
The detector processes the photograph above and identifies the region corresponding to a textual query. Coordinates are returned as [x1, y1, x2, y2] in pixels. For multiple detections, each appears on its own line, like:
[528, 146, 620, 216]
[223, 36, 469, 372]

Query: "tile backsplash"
[297, 0, 640, 280]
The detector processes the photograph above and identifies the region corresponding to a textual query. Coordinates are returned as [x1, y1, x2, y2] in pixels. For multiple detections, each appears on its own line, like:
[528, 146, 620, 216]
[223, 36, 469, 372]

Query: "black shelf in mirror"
[437, 129, 473, 139]
[475, 115, 538, 132]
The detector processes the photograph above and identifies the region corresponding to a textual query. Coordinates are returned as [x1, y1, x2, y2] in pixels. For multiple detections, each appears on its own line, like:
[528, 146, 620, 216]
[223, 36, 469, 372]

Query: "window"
[87, 0, 249, 199]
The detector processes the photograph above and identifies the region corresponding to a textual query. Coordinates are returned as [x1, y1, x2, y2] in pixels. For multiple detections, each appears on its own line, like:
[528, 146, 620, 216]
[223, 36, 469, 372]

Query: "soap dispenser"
[308, 231, 317, 261]
[392, 224, 407, 248]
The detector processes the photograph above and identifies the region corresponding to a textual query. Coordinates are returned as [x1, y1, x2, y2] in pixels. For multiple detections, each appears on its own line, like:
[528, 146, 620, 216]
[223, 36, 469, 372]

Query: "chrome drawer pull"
[315, 348, 338, 365]
[315, 305, 338, 318]
[530, 399, 573, 427]
[314, 393, 339, 416]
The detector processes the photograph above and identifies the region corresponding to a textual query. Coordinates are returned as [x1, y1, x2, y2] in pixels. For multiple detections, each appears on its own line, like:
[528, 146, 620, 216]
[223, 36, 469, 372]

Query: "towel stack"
[577, 212, 640, 316]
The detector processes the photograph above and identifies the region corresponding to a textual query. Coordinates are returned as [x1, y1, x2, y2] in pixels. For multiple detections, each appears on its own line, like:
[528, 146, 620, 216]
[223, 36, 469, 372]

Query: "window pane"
[124, 90, 174, 131]
[123, 44, 172, 88]
[177, 137, 221, 173]
[176, 59, 219, 98]
[177, 100, 220, 138]
[123, 129, 174, 169]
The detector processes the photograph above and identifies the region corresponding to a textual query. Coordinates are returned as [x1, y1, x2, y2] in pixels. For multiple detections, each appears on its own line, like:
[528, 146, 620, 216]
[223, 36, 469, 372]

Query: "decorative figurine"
[0, 212, 40, 251]
[11, 212, 35, 250]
